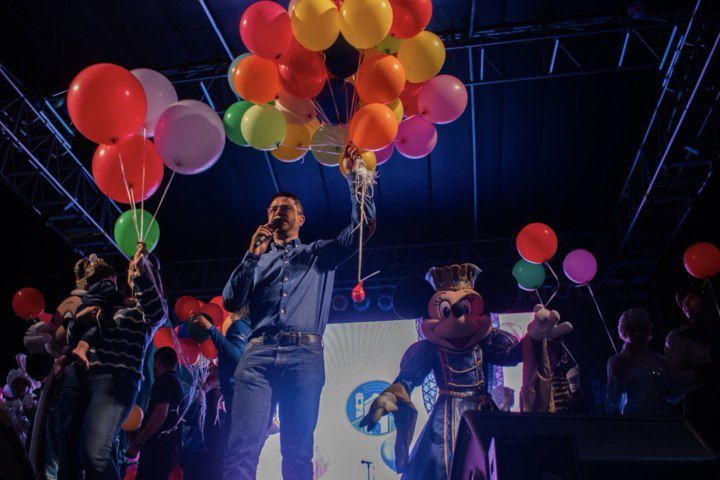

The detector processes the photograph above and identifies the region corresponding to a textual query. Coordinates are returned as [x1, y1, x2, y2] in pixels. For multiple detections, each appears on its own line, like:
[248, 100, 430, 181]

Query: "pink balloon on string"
[276, 90, 317, 125]
[395, 116, 437, 158]
[154, 100, 225, 175]
[375, 143, 395, 165]
[563, 249, 598, 284]
[131, 68, 178, 137]
[417, 74, 467, 124]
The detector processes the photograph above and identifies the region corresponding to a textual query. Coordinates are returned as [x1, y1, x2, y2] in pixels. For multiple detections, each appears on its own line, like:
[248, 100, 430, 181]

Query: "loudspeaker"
[450, 411, 718, 480]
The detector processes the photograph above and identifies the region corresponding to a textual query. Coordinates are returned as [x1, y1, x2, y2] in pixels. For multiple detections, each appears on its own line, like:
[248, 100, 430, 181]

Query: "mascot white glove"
[527, 304, 573, 341]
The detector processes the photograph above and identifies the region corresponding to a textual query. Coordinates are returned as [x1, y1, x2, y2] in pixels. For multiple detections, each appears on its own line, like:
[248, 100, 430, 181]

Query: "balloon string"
[145, 171, 175, 240]
[587, 283, 618, 354]
[705, 278, 720, 318]
[116, 151, 141, 241]
[344, 81, 350, 125]
[140, 127, 147, 242]
[544, 261, 560, 307]
[533, 289, 544, 308]
[558, 339, 579, 367]
[326, 75, 341, 125]
[311, 98, 332, 126]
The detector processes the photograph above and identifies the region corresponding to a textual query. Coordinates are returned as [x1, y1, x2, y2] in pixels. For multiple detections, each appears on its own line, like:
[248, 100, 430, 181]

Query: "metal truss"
[608, 0, 720, 283]
[0, 65, 123, 259]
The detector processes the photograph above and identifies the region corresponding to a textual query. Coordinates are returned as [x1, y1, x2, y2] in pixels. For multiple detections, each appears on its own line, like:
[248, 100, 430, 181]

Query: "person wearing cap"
[666, 285, 720, 449]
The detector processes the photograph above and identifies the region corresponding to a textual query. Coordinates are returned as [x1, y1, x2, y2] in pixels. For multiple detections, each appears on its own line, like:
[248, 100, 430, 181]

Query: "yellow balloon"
[291, 0, 340, 51]
[397, 31, 446, 83]
[339, 150, 377, 176]
[311, 124, 348, 166]
[272, 119, 320, 162]
[339, 0, 393, 49]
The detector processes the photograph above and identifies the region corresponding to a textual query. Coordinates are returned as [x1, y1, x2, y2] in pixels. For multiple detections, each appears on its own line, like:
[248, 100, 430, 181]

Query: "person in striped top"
[57, 244, 168, 480]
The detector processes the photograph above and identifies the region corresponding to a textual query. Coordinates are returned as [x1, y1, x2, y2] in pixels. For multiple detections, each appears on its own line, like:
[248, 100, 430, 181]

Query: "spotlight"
[377, 294, 393, 312]
[331, 295, 348, 312]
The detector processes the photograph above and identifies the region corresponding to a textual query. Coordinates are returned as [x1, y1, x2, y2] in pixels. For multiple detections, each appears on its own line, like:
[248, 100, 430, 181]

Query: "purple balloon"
[375, 143, 395, 165]
[563, 249, 598, 284]
[154, 100, 225, 175]
[395, 116, 437, 159]
[417, 75, 468, 125]
[131, 68, 178, 137]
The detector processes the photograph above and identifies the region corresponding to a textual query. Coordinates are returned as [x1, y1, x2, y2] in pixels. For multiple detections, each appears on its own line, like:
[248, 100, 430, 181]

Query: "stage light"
[377, 294, 393, 311]
[353, 297, 371, 312]
[331, 294, 348, 312]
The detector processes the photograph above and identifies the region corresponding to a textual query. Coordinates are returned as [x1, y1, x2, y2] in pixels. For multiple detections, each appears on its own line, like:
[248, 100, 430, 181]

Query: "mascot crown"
[426, 263, 481, 291]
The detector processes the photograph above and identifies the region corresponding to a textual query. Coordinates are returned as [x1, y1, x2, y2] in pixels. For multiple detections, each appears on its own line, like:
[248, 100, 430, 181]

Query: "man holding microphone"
[222, 147, 376, 480]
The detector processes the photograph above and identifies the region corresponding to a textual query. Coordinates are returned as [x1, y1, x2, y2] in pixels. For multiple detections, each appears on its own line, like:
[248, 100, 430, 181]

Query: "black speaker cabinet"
[450, 411, 719, 480]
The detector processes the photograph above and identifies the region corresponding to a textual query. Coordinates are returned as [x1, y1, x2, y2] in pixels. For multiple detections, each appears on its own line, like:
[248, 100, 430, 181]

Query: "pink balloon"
[395, 116, 437, 158]
[417, 75, 468, 124]
[276, 90, 317, 125]
[375, 143, 394, 165]
[240, 1, 293, 60]
[154, 100, 225, 175]
[563, 249, 598, 284]
[131, 68, 178, 137]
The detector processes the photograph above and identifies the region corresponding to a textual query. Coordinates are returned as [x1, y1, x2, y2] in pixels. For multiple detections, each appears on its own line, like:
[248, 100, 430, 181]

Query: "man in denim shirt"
[222, 149, 376, 479]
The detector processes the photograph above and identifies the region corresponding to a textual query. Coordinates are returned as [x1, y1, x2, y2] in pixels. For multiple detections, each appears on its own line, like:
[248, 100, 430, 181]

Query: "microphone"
[253, 216, 282, 249]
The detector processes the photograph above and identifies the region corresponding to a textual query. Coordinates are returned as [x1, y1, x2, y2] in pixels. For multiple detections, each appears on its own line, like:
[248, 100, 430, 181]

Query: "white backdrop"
[257, 319, 430, 480]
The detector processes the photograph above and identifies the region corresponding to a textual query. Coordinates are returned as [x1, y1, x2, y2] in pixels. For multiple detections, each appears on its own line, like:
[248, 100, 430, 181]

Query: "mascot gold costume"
[360, 263, 572, 480]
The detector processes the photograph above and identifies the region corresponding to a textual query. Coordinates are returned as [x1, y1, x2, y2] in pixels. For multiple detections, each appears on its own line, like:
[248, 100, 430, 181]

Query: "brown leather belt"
[249, 331, 323, 347]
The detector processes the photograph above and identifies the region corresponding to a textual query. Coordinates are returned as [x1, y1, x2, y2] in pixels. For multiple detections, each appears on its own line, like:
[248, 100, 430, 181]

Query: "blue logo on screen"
[346, 380, 396, 436]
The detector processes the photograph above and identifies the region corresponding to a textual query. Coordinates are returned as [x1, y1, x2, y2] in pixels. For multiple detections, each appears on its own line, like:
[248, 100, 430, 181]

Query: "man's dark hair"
[675, 284, 709, 310]
[269, 192, 303, 215]
[155, 346, 178, 370]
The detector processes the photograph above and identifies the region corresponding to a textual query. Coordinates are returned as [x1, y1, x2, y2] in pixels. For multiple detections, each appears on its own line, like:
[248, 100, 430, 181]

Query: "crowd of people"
[1, 153, 718, 479]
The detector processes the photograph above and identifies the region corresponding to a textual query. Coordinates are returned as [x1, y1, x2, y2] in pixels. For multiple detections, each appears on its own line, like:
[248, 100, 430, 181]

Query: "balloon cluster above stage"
[225, 0, 467, 166]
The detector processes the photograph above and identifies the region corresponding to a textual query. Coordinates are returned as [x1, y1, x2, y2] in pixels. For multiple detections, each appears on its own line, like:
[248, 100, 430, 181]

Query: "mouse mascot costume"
[360, 263, 572, 480]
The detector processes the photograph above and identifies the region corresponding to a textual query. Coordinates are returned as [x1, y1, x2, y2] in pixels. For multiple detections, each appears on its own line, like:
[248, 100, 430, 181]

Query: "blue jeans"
[57, 366, 138, 480]
[224, 341, 325, 480]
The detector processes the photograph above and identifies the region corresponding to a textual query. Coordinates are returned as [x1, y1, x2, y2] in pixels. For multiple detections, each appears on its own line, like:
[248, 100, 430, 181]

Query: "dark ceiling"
[0, 0, 704, 267]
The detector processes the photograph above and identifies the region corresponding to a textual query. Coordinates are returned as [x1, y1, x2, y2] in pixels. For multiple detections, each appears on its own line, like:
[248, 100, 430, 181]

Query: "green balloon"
[512, 259, 545, 291]
[241, 104, 287, 151]
[377, 35, 402, 54]
[227, 53, 249, 96]
[223, 101, 253, 146]
[114, 209, 160, 258]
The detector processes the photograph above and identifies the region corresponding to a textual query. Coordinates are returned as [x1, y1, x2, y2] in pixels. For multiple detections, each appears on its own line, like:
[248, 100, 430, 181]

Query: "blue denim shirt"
[222, 173, 376, 336]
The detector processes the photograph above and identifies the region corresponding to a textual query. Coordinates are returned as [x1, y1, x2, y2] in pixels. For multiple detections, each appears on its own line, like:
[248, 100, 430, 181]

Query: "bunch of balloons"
[67, 64, 225, 257]
[153, 294, 231, 366]
[224, 0, 466, 169]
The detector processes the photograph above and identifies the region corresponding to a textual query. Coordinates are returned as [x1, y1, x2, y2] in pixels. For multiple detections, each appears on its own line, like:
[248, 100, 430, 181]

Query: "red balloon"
[516, 223, 558, 264]
[351, 281, 366, 303]
[92, 135, 164, 204]
[178, 338, 200, 366]
[201, 338, 218, 360]
[67, 63, 147, 145]
[389, 0, 432, 39]
[174, 296, 201, 322]
[210, 295, 229, 318]
[278, 47, 327, 100]
[12, 288, 45, 319]
[240, 1, 293, 60]
[200, 303, 225, 328]
[153, 326, 176, 350]
[38, 312, 53, 324]
[684, 242, 720, 279]
[399, 81, 424, 116]
[168, 465, 184, 480]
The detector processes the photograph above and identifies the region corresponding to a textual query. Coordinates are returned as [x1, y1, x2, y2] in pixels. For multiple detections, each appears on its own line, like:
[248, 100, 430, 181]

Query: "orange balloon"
[349, 103, 398, 150]
[221, 316, 233, 336]
[121, 404, 143, 431]
[233, 55, 281, 104]
[355, 54, 405, 104]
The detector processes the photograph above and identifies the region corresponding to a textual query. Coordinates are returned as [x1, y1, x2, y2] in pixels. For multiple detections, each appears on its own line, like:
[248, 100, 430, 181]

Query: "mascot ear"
[473, 268, 520, 314]
[393, 276, 436, 319]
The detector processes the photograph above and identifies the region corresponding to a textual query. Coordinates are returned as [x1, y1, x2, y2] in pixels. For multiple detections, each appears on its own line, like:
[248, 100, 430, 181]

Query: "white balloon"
[131, 68, 178, 137]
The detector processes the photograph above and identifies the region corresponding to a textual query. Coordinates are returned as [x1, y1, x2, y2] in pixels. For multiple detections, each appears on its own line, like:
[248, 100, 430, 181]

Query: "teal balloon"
[114, 209, 159, 257]
[223, 101, 253, 146]
[512, 259, 545, 291]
